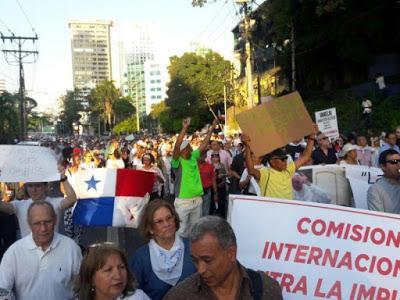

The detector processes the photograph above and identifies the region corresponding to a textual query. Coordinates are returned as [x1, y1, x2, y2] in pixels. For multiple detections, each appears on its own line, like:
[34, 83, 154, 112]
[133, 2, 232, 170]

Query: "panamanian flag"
[72, 169, 155, 228]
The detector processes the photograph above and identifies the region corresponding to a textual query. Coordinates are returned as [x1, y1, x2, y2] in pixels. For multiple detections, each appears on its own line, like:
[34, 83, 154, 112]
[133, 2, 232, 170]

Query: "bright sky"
[0, 0, 247, 112]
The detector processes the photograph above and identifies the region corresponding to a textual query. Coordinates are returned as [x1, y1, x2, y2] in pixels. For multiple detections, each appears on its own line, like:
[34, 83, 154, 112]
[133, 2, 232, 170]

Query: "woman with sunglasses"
[130, 200, 196, 300]
[73, 243, 150, 300]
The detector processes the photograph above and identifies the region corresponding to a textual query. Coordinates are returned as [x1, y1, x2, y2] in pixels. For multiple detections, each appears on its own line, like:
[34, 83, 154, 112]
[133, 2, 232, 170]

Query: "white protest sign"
[229, 195, 400, 300]
[0, 145, 59, 182]
[315, 108, 339, 140]
[344, 165, 383, 210]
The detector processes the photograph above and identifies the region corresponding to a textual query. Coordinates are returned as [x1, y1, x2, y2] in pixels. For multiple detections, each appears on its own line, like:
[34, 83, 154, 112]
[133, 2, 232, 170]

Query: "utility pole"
[1, 34, 38, 140]
[290, 22, 296, 91]
[223, 84, 227, 136]
[242, 1, 254, 108]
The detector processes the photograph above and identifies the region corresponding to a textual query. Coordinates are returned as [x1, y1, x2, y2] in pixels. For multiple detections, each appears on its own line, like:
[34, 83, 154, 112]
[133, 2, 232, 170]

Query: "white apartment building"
[144, 61, 167, 115]
[118, 22, 167, 116]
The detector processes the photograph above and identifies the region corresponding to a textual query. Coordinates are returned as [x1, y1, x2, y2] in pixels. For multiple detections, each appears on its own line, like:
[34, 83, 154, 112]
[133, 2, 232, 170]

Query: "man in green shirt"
[172, 118, 217, 237]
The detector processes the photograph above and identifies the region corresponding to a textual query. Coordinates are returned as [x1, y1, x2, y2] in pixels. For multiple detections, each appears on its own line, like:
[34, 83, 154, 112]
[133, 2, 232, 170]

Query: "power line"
[15, 0, 37, 34]
[202, 9, 232, 44]
[196, 0, 229, 41]
[0, 18, 15, 36]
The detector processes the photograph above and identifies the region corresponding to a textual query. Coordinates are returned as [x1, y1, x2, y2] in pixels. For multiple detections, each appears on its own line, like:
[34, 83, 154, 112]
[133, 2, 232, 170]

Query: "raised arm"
[295, 124, 319, 170]
[241, 134, 261, 180]
[58, 163, 78, 210]
[198, 119, 218, 153]
[172, 119, 190, 160]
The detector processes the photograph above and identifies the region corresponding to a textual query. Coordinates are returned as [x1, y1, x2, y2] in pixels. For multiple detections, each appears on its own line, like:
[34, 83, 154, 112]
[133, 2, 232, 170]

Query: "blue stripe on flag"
[72, 197, 114, 226]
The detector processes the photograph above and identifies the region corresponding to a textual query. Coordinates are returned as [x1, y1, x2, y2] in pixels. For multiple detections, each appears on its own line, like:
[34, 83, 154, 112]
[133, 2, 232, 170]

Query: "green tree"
[165, 51, 231, 132]
[88, 80, 120, 131]
[58, 90, 83, 135]
[149, 101, 174, 133]
[113, 96, 135, 124]
[28, 112, 53, 133]
[112, 116, 137, 135]
[251, 0, 399, 91]
[0, 92, 19, 143]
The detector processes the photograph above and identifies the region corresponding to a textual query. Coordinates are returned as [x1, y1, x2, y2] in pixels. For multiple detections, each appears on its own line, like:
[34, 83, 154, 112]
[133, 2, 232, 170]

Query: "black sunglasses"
[386, 159, 400, 165]
[211, 154, 220, 157]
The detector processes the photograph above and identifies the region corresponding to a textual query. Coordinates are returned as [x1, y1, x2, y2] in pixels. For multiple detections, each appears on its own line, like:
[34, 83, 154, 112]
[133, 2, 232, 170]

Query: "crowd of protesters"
[0, 118, 400, 299]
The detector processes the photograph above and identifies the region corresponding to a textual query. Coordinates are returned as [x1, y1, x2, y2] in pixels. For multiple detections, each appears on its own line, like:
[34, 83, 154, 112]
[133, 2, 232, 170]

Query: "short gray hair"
[27, 200, 56, 224]
[190, 216, 236, 249]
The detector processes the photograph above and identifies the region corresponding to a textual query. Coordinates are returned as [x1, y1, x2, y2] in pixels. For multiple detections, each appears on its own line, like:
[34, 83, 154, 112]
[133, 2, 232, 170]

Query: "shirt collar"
[25, 232, 61, 251]
[195, 262, 251, 292]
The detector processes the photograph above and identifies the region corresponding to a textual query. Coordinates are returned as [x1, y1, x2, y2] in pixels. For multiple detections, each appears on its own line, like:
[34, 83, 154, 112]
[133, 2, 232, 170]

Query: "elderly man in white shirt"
[0, 200, 82, 300]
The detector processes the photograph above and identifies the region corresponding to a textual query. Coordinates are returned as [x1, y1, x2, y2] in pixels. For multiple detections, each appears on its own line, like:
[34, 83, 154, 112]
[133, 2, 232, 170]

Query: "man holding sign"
[241, 124, 318, 199]
[0, 164, 77, 237]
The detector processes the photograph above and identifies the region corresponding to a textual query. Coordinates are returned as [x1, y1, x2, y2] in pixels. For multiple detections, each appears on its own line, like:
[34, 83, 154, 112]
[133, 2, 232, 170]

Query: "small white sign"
[315, 108, 339, 140]
[0, 145, 59, 182]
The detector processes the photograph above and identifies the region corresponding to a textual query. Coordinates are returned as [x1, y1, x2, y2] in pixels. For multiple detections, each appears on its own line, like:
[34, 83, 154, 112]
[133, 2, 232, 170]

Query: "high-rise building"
[118, 22, 166, 117]
[68, 20, 113, 92]
[144, 61, 167, 115]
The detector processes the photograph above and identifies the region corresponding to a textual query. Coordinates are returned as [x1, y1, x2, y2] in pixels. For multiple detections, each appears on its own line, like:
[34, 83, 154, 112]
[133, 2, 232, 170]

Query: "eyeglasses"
[319, 137, 329, 141]
[153, 215, 174, 226]
[211, 154, 220, 158]
[31, 220, 54, 228]
[386, 159, 400, 165]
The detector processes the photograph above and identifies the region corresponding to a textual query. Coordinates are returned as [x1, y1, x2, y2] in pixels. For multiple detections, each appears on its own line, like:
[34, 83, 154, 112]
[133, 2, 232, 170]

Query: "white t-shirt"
[239, 165, 264, 196]
[0, 233, 82, 300]
[106, 159, 125, 169]
[11, 197, 64, 237]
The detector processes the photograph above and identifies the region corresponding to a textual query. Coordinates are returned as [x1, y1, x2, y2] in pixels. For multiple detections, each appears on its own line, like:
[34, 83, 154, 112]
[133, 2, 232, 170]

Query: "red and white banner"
[228, 195, 400, 300]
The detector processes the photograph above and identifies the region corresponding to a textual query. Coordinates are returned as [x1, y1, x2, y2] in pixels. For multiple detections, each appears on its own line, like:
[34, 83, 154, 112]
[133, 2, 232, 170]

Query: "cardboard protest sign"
[228, 195, 400, 300]
[0, 145, 59, 182]
[236, 91, 314, 157]
[315, 108, 339, 140]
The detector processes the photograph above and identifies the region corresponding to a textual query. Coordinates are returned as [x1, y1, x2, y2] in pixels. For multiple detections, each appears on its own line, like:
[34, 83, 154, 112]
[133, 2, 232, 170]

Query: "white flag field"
[228, 195, 400, 300]
[0, 145, 59, 182]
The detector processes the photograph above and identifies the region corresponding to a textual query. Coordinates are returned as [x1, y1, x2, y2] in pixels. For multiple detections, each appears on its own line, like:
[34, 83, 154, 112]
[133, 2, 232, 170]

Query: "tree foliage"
[0, 92, 19, 143]
[161, 50, 232, 132]
[113, 96, 135, 124]
[59, 90, 84, 135]
[251, 0, 400, 91]
[88, 80, 120, 131]
[112, 116, 137, 135]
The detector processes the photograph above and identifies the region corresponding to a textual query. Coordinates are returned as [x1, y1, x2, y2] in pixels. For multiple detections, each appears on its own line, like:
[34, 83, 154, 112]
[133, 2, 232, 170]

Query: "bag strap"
[246, 268, 263, 300]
